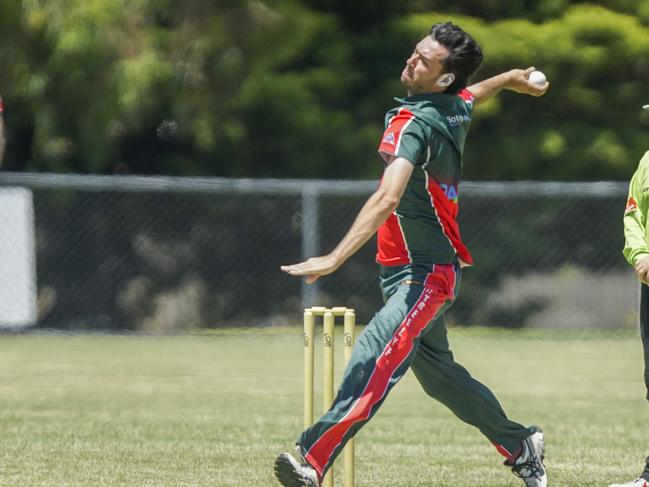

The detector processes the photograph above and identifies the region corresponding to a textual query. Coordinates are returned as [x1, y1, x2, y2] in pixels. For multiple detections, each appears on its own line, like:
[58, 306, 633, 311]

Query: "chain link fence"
[0, 173, 635, 331]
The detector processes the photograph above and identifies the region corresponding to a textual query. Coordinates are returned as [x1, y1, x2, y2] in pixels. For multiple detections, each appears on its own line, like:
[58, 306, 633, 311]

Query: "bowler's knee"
[411, 359, 448, 393]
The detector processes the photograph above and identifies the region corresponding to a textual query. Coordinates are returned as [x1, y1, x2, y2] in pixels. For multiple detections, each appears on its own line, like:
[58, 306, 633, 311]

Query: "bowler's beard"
[400, 75, 414, 96]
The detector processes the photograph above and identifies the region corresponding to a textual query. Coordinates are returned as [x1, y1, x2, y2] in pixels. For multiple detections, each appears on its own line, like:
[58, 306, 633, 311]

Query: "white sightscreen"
[0, 187, 36, 327]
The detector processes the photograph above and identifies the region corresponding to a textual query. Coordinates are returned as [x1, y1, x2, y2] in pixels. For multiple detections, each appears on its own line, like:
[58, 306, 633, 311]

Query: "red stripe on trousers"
[305, 265, 457, 476]
[491, 441, 512, 459]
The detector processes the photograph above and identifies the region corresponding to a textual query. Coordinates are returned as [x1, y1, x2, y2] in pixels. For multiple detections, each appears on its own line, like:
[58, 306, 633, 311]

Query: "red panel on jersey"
[426, 177, 473, 265]
[376, 212, 411, 266]
[378, 108, 415, 159]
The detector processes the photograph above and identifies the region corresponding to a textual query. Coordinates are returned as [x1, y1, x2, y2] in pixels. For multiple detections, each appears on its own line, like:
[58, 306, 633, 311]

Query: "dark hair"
[430, 22, 483, 94]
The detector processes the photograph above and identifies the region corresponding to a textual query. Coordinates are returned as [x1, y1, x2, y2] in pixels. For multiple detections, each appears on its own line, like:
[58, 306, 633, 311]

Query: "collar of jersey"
[394, 92, 457, 104]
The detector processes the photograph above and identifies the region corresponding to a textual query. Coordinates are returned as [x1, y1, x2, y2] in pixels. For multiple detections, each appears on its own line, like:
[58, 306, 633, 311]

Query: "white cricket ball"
[529, 70, 547, 86]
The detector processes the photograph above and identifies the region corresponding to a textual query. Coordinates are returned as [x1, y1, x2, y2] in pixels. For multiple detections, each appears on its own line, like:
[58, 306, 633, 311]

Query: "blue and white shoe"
[506, 429, 547, 487]
[274, 451, 320, 487]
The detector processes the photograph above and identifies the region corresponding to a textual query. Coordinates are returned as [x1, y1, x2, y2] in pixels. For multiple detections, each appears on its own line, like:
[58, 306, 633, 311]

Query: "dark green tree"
[1, 1, 648, 180]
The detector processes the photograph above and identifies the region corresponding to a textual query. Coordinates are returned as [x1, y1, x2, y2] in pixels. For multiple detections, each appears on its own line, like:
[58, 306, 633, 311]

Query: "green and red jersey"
[376, 89, 475, 267]
[623, 151, 649, 266]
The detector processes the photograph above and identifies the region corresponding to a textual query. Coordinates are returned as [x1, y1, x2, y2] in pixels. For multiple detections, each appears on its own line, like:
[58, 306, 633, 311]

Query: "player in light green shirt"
[615, 108, 649, 487]
[624, 150, 649, 271]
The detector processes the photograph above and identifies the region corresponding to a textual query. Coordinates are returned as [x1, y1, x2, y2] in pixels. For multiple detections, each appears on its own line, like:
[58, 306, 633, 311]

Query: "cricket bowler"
[276, 22, 550, 487]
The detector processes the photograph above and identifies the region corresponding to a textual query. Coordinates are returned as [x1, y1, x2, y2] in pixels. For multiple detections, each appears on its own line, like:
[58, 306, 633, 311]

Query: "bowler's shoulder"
[455, 89, 475, 114]
[457, 88, 475, 104]
[383, 105, 429, 131]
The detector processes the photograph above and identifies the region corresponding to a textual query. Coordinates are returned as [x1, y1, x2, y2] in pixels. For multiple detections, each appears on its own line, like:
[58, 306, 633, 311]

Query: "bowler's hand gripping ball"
[529, 70, 547, 86]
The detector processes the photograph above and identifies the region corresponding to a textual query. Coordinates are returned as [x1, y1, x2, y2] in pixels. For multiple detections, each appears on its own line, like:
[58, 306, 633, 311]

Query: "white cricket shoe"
[274, 451, 320, 487]
[609, 479, 649, 487]
[507, 429, 547, 487]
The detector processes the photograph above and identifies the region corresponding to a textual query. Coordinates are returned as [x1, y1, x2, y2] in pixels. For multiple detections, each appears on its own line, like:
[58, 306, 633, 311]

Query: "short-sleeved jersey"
[376, 90, 475, 267]
[623, 151, 649, 267]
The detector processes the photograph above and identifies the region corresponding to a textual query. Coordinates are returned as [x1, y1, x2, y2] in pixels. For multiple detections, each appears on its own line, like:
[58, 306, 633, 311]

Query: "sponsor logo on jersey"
[446, 114, 471, 126]
[382, 132, 395, 145]
[625, 196, 638, 215]
[439, 183, 459, 203]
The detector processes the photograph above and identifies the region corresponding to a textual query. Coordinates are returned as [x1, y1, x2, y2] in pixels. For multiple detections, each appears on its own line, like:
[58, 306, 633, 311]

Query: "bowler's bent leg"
[411, 317, 534, 460]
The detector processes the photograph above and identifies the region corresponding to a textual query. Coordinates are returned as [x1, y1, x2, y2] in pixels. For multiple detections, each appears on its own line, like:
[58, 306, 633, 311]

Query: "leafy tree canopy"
[0, 1, 647, 180]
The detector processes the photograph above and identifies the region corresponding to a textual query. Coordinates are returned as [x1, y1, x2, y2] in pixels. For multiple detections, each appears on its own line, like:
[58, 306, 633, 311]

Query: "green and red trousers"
[297, 261, 536, 478]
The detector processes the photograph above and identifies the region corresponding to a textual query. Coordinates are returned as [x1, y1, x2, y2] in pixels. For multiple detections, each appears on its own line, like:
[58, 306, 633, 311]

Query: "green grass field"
[0, 327, 645, 486]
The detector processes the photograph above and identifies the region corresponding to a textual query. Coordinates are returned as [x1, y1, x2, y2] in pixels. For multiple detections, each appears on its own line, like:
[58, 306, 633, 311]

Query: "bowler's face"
[401, 36, 449, 95]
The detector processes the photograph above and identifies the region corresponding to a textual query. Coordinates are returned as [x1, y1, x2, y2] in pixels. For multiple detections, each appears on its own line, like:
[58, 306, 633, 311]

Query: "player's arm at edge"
[467, 67, 549, 106]
[329, 156, 412, 264]
[280, 157, 413, 283]
[624, 153, 649, 282]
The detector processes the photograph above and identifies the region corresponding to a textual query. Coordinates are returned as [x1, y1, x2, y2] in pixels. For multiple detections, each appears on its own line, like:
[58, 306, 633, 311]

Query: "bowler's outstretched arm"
[281, 157, 413, 283]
